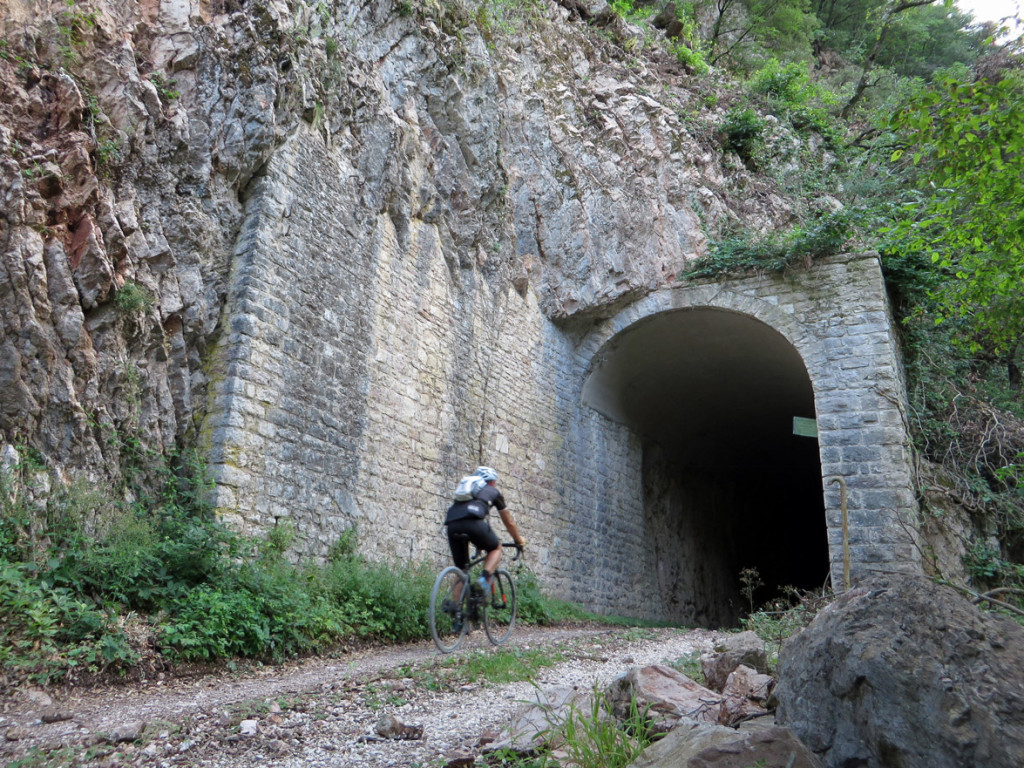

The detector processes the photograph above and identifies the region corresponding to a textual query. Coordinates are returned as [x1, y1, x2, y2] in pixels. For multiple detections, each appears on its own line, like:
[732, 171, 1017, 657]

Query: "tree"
[887, 67, 1024, 388]
[841, 0, 952, 119]
[704, 0, 817, 67]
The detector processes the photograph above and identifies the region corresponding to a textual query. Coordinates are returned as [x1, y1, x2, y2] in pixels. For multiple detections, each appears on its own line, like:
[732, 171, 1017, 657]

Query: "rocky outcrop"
[0, 0, 802, 484]
[774, 576, 1024, 768]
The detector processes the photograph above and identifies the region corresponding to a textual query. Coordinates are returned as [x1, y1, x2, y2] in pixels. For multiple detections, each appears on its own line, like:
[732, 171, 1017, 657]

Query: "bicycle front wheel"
[483, 568, 517, 646]
[429, 566, 470, 653]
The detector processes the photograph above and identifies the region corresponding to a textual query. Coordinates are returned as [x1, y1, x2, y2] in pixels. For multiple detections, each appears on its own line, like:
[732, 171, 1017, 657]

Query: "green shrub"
[686, 210, 852, 279]
[2, 448, 623, 676]
[672, 42, 709, 74]
[751, 59, 811, 104]
[749, 59, 842, 145]
[113, 281, 154, 316]
[742, 587, 831, 669]
[316, 540, 433, 642]
[720, 106, 764, 166]
[0, 562, 136, 681]
[515, 568, 591, 625]
[161, 584, 269, 660]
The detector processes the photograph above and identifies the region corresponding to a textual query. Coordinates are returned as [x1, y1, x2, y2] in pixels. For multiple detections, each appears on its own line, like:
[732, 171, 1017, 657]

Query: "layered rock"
[0, 0, 799, 478]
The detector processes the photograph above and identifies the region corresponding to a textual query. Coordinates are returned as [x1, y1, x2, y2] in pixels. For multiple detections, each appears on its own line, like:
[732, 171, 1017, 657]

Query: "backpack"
[453, 474, 486, 502]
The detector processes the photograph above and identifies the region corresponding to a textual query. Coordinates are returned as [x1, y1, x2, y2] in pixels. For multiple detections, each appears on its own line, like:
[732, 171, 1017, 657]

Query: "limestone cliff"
[0, 0, 800, 468]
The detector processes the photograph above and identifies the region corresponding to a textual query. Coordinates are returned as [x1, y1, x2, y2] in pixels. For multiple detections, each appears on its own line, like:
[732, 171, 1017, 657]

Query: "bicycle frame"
[429, 542, 520, 652]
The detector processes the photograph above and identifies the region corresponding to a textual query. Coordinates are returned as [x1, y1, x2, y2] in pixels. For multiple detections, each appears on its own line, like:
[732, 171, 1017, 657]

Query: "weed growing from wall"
[148, 72, 180, 103]
[720, 106, 764, 166]
[113, 281, 154, 317]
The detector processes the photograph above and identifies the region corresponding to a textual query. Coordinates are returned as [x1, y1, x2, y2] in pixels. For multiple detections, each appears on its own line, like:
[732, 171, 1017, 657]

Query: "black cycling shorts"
[446, 517, 500, 570]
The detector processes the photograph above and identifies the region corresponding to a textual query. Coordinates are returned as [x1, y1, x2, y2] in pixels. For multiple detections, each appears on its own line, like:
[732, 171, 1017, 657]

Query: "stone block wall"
[203, 124, 918, 621]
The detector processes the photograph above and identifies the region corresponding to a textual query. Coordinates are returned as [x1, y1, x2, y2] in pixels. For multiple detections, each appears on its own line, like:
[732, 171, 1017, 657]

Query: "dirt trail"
[0, 625, 726, 767]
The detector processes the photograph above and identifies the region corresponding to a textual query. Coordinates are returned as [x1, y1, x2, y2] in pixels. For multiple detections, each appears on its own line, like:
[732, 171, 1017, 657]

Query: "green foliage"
[886, 70, 1024, 360]
[161, 584, 270, 660]
[56, 0, 97, 64]
[453, 645, 565, 685]
[749, 58, 842, 143]
[742, 586, 831, 668]
[720, 106, 764, 165]
[148, 72, 179, 103]
[113, 282, 155, 316]
[672, 41, 709, 74]
[875, 4, 984, 80]
[0, 444, 437, 678]
[685, 210, 851, 278]
[707, 0, 818, 69]
[666, 649, 706, 684]
[95, 137, 122, 171]
[558, 686, 654, 768]
[515, 567, 594, 625]
[739, 566, 764, 614]
[609, 0, 638, 17]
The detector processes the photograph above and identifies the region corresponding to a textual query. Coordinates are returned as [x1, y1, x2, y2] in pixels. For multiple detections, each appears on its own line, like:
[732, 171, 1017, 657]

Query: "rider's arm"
[497, 508, 526, 548]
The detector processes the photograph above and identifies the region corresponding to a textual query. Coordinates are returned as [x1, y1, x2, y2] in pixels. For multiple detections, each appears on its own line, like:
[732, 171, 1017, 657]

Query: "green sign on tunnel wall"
[793, 416, 818, 438]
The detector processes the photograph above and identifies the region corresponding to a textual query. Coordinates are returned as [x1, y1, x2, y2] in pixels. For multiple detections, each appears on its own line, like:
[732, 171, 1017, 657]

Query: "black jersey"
[445, 484, 507, 523]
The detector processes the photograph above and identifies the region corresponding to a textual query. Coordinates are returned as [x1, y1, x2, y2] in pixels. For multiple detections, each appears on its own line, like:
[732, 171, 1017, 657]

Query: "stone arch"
[571, 255, 920, 623]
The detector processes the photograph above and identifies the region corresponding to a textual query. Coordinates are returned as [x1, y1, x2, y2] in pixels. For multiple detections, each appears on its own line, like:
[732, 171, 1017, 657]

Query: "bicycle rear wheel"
[483, 568, 517, 646]
[429, 566, 470, 653]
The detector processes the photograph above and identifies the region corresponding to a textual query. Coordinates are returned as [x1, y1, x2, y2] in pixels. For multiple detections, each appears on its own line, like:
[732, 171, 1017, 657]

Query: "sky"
[955, 0, 1021, 26]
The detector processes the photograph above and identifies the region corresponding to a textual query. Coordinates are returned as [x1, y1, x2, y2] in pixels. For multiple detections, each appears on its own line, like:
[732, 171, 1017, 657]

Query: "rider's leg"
[482, 546, 502, 584]
[448, 524, 472, 605]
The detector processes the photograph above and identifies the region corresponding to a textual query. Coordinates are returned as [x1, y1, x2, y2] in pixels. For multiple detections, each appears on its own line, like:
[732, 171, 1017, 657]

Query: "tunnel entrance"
[583, 307, 829, 627]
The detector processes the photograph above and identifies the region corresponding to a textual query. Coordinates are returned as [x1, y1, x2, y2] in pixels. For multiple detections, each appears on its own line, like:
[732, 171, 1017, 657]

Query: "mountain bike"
[429, 542, 520, 653]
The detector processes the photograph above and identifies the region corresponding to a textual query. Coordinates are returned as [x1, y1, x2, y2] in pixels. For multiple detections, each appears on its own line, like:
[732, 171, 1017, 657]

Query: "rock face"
[774, 576, 1024, 768]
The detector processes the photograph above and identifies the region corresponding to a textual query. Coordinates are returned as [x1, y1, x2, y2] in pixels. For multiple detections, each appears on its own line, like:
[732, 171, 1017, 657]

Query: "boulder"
[775, 576, 1024, 768]
[374, 713, 424, 740]
[608, 665, 723, 729]
[700, 631, 769, 692]
[717, 664, 774, 725]
[488, 685, 588, 754]
[628, 721, 747, 767]
[628, 721, 822, 768]
[721, 664, 774, 704]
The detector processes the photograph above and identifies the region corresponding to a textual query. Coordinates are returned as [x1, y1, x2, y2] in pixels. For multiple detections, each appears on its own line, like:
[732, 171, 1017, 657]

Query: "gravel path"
[1, 625, 727, 767]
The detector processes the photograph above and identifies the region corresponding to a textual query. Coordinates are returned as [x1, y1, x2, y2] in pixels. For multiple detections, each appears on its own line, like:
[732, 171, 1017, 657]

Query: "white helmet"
[474, 466, 498, 483]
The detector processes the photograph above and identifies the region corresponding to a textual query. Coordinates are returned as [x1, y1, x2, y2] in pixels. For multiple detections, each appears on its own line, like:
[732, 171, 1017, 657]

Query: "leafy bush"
[315, 538, 433, 643]
[685, 210, 851, 279]
[515, 567, 592, 625]
[749, 58, 842, 144]
[1, 447, 615, 677]
[720, 106, 764, 166]
[672, 42, 709, 75]
[0, 562, 136, 681]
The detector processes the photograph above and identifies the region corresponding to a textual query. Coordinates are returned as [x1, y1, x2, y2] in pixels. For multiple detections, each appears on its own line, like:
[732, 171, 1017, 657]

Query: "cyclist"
[444, 465, 526, 593]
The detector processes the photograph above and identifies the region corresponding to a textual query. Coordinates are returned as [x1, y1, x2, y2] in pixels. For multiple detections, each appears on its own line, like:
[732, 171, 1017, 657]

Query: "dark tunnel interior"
[583, 308, 830, 626]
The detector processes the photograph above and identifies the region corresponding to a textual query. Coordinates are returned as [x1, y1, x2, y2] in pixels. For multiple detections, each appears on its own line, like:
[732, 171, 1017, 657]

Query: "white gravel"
[0, 626, 727, 768]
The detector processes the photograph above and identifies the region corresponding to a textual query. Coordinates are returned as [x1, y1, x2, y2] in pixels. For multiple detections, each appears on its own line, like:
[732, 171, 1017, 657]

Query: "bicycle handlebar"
[503, 542, 523, 561]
